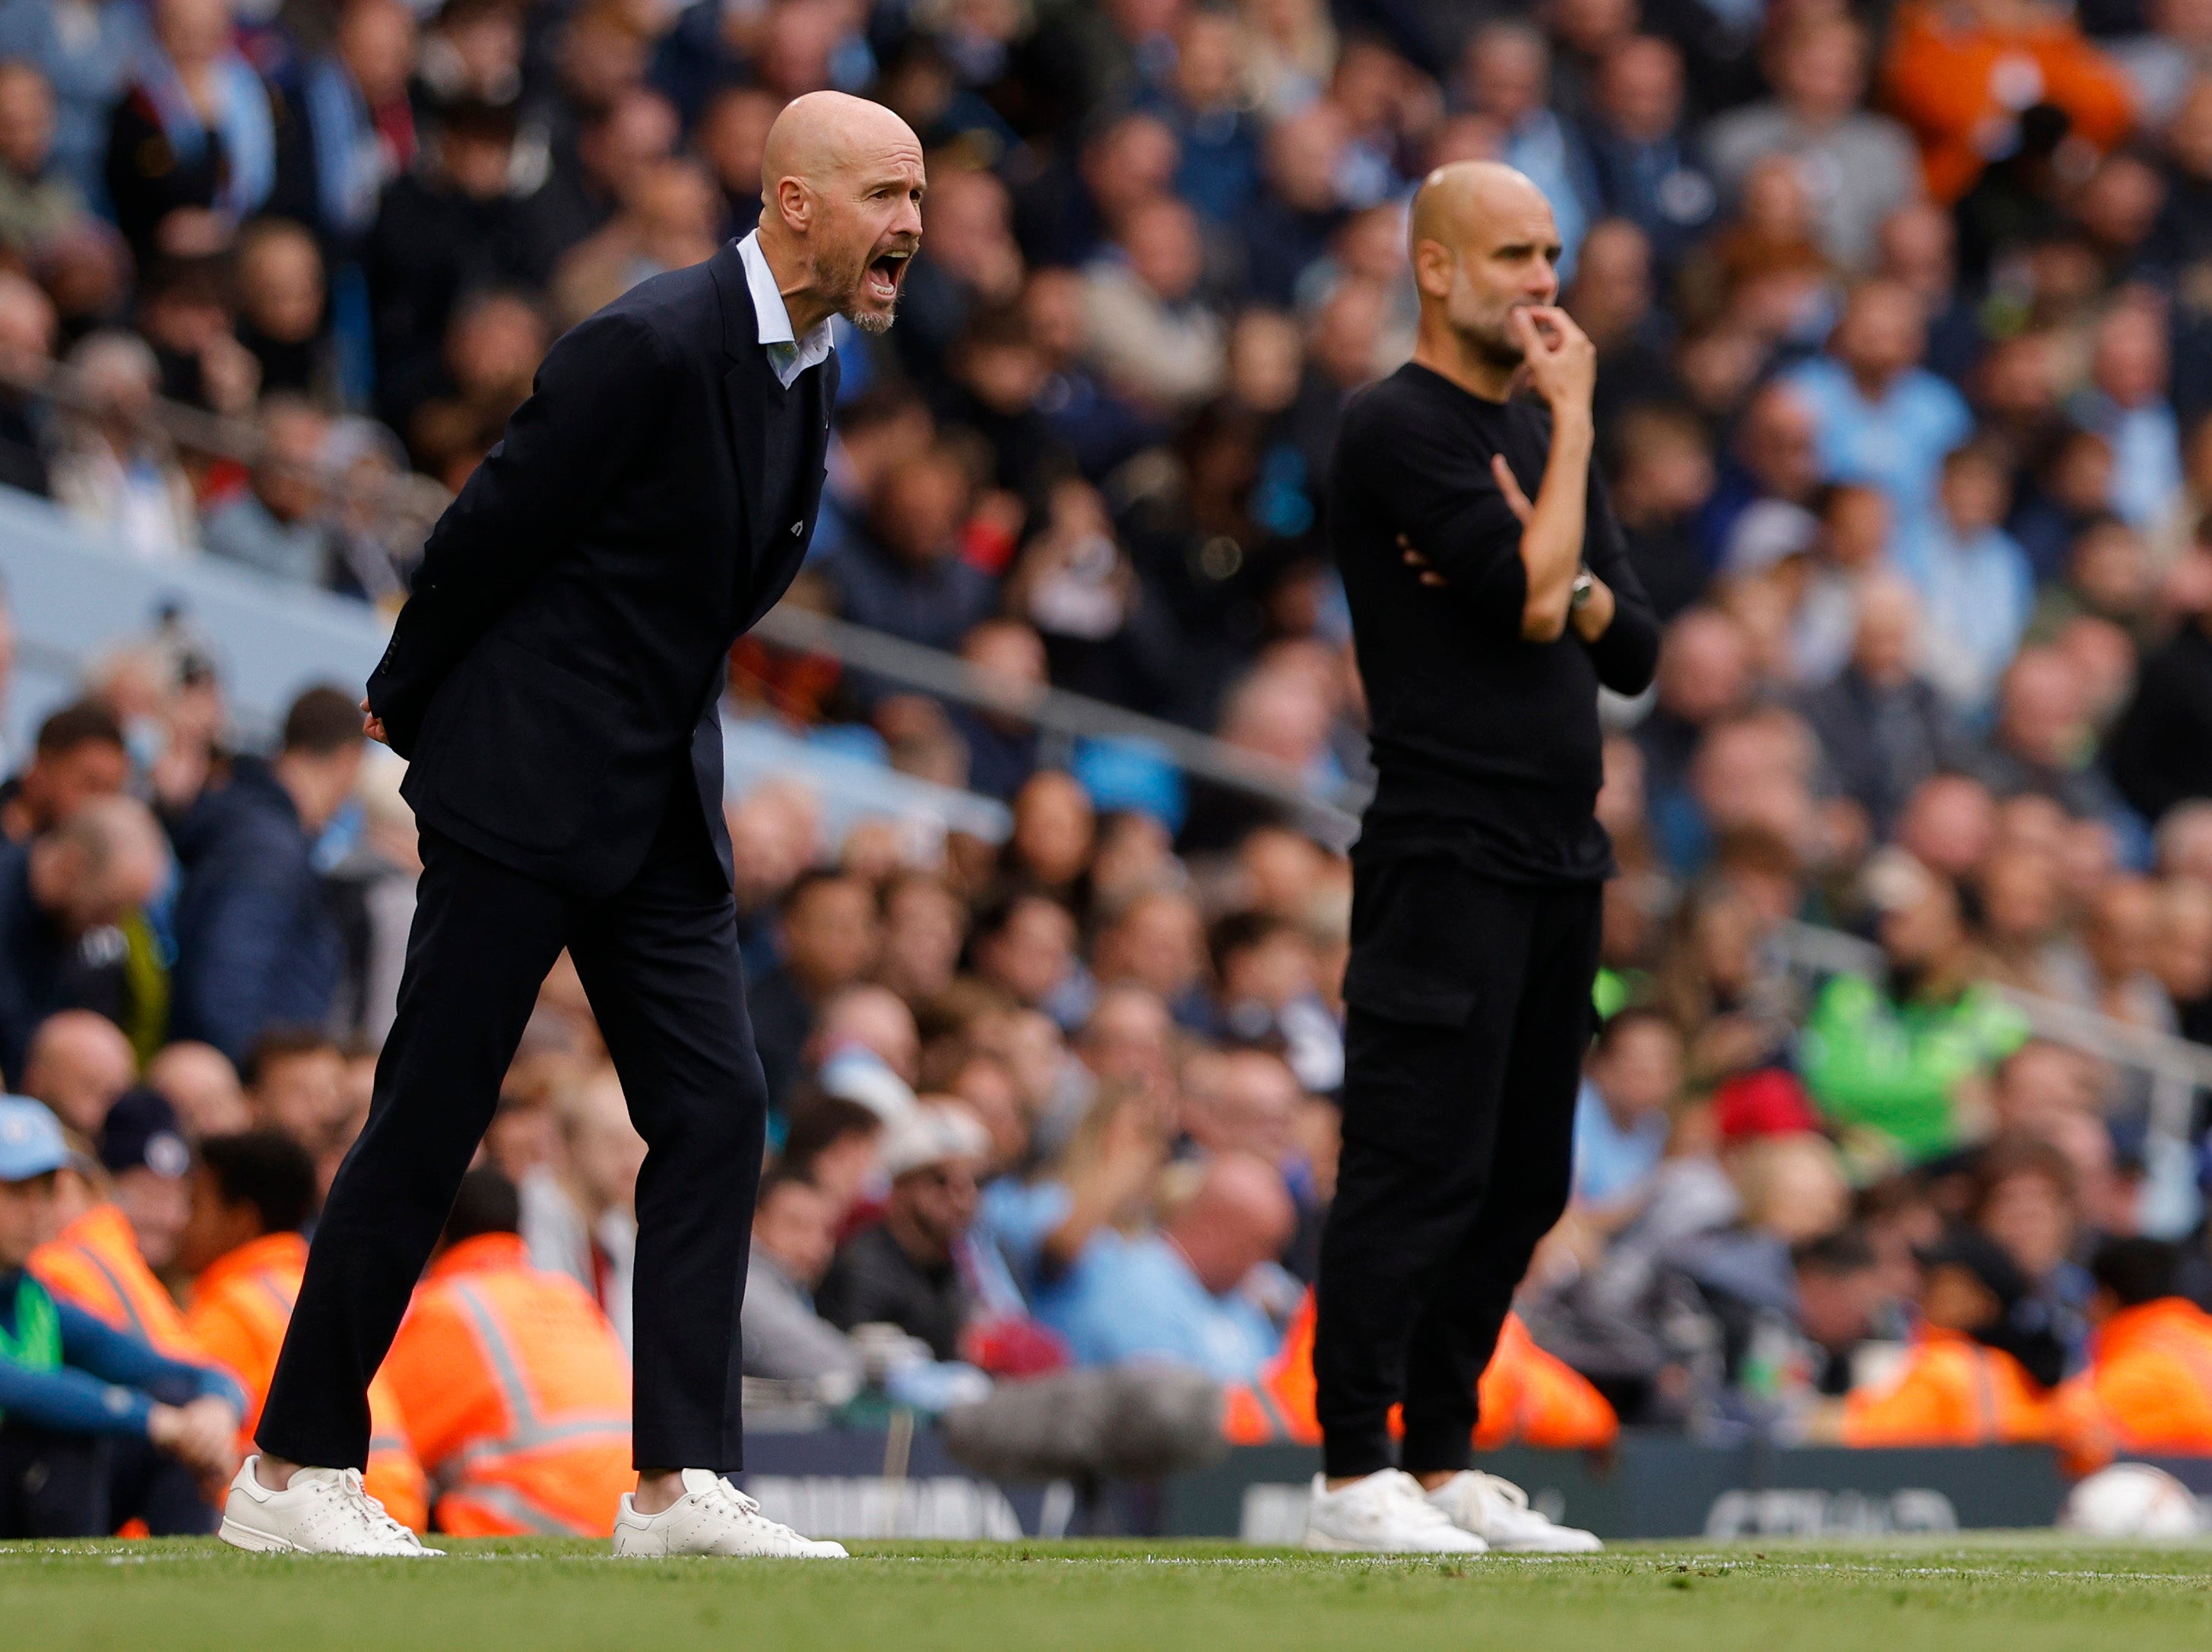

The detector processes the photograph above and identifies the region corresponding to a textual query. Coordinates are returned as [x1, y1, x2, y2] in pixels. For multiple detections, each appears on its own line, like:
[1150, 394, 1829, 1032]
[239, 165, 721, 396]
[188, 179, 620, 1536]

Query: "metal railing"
[0, 354, 448, 569]
[0, 354, 1368, 846]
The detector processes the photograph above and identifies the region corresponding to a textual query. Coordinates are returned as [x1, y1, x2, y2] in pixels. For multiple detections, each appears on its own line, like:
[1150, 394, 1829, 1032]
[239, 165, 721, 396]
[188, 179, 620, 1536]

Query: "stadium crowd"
[3, 0, 2212, 1544]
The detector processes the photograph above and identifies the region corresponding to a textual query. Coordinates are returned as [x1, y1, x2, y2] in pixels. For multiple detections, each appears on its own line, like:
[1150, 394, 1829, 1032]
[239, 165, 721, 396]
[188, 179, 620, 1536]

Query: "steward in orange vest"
[382, 1169, 632, 1537]
[1839, 1229, 2053, 1447]
[2054, 1238, 2212, 1473]
[1224, 1291, 1617, 1451]
[178, 1130, 428, 1530]
[32, 1090, 198, 1361]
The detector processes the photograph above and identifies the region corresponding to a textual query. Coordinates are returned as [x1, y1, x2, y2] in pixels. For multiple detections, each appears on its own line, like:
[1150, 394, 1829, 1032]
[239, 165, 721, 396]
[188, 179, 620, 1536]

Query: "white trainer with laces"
[611, 1470, 849, 1558]
[219, 1457, 443, 1556]
[1301, 1470, 1488, 1553]
[1425, 1470, 1603, 1552]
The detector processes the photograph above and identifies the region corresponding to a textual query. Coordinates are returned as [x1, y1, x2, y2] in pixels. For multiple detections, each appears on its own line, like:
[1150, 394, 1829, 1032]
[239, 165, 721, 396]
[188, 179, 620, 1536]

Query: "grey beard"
[849, 306, 895, 335]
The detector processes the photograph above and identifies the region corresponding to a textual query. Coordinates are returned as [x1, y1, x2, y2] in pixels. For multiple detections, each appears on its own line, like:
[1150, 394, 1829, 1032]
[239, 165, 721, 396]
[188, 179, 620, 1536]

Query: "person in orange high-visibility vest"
[382, 1168, 632, 1537]
[1471, 1311, 1619, 1451]
[1225, 1291, 1616, 1451]
[177, 1131, 427, 1530]
[33, 1118, 203, 1362]
[2054, 1238, 2212, 1474]
[1835, 1228, 2053, 1447]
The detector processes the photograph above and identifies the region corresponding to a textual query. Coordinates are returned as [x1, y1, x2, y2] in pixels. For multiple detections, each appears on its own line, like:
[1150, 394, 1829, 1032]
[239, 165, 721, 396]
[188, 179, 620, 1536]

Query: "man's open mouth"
[866, 248, 913, 303]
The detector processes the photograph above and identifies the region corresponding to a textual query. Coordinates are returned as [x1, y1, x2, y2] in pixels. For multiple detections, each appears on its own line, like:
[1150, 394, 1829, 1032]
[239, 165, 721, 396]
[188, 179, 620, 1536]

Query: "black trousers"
[1313, 867, 1600, 1479]
[259, 778, 766, 1474]
[0, 1421, 217, 1537]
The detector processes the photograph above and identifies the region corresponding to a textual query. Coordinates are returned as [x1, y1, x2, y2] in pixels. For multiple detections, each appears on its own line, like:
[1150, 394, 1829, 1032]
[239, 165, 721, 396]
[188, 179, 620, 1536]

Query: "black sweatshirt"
[1329, 363, 1661, 883]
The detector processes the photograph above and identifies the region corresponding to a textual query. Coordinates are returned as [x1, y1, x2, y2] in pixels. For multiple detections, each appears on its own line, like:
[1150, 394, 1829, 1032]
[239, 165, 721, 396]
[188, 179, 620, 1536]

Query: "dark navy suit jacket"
[368, 240, 838, 897]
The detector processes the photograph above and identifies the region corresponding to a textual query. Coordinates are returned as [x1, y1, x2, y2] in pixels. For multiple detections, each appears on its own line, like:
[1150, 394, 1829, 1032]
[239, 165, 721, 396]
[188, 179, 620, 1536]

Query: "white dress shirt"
[736, 230, 835, 388]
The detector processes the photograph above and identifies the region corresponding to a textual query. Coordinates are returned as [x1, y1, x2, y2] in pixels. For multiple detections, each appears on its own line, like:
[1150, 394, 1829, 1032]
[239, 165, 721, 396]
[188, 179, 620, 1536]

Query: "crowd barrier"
[733, 1425, 2212, 1543]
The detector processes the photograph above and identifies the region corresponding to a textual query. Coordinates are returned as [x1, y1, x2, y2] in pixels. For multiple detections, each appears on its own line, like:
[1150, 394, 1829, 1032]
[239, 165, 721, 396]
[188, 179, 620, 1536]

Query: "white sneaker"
[219, 1457, 443, 1556]
[1301, 1470, 1488, 1553]
[1425, 1470, 1602, 1552]
[611, 1470, 849, 1558]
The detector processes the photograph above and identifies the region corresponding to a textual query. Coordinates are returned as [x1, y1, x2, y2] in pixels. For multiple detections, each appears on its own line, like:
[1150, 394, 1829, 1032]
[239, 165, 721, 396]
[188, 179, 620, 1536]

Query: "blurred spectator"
[1704, 17, 1922, 270]
[1035, 1148, 1292, 1381]
[103, 0, 279, 267]
[0, 1096, 240, 1539]
[2054, 1237, 2212, 1465]
[145, 1041, 248, 1140]
[746, 870, 880, 1115]
[0, 61, 87, 258]
[2107, 552, 2212, 819]
[0, 0, 154, 202]
[817, 1100, 990, 1361]
[20, 1008, 132, 1137]
[366, 97, 540, 432]
[1571, 1007, 1681, 1213]
[1794, 576, 1960, 836]
[169, 685, 365, 1063]
[1783, 280, 1973, 537]
[819, 442, 993, 655]
[201, 397, 337, 587]
[1896, 442, 2036, 714]
[0, 699, 126, 843]
[2076, 303, 2183, 531]
[0, 796, 167, 1085]
[380, 1168, 632, 1537]
[1881, 0, 2134, 205]
[1081, 194, 1225, 413]
[1459, 21, 1596, 279]
[49, 331, 198, 562]
[1580, 36, 1714, 274]
[742, 1167, 864, 1387]
[231, 219, 334, 403]
[1830, 1226, 2055, 1444]
[1966, 645, 2126, 821]
[1802, 851, 2031, 1166]
[518, 1067, 643, 1354]
[177, 1127, 426, 1529]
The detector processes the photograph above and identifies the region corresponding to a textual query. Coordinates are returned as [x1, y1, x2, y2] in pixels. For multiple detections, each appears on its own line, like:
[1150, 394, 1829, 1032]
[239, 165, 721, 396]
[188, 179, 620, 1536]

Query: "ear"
[775, 175, 812, 235]
[1412, 238, 1455, 300]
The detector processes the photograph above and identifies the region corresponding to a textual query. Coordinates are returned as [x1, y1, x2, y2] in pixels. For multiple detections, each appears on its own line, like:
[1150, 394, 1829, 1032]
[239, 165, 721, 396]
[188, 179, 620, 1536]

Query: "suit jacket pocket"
[420, 636, 622, 854]
[1339, 853, 1484, 1026]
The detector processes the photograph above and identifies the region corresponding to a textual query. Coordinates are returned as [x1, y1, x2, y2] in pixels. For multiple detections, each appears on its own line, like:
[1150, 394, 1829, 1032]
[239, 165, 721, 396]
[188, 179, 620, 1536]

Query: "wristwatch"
[1569, 569, 1596, 610]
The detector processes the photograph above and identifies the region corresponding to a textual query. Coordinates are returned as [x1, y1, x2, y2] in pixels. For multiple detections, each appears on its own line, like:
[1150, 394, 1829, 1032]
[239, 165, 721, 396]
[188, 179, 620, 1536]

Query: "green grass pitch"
[11, 1535, 2212, 1651]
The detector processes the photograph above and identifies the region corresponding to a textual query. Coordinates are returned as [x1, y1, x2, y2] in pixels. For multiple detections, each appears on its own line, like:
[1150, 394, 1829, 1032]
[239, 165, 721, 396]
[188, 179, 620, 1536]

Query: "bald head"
[1409, 160, 1548, 258]
[756, 91, 926, 337]
[1408, 160, 1563, 375]
[1165, 1150, 1295, 1294]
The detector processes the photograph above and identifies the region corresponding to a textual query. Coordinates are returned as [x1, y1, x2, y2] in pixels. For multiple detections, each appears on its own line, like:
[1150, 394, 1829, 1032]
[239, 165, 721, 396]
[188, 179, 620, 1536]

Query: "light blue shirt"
[1033, 1230, 1280, 1383]
[736, 230, 835, 388]
[1571, 1080, 1669, 1205]
[2073, 391, 2182, 529]
[1782, 355, 1973, 534]
[1894, 517, 2033, 715]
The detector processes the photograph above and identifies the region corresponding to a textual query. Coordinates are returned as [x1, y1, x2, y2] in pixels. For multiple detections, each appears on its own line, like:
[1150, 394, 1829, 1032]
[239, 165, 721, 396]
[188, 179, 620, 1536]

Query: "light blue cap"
[0, 1096, 68, 1182]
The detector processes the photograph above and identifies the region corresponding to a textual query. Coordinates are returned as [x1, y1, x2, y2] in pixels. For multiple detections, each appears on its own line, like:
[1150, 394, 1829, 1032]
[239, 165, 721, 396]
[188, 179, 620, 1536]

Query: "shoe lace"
[1375, 1472, 1461, 1528]
[692, 1478, 782, 1531]
[311, 1469, 419, 1545]
[1463, 1472, 1531, 1514]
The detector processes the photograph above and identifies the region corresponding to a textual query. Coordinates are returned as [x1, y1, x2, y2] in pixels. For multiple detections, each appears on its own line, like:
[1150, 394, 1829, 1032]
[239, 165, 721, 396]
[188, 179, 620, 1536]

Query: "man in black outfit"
[220, 91, 926, 1560]
[1304, 162, 1659, 1554]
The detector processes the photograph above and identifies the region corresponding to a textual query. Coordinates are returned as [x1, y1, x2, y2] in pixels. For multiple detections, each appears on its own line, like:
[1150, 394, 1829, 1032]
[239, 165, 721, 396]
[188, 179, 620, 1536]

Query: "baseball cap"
[878, 1102, 990, 1182]
[0, 1096, 69, 1183]
[99, 1087, 191, 1180]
